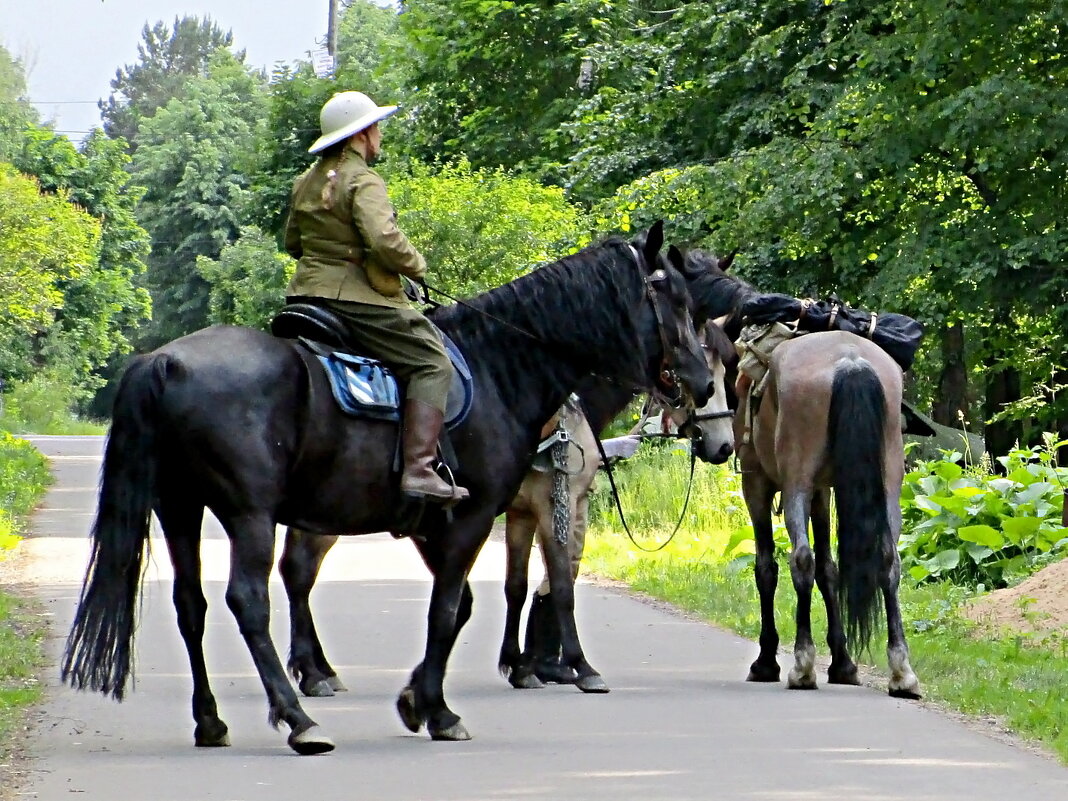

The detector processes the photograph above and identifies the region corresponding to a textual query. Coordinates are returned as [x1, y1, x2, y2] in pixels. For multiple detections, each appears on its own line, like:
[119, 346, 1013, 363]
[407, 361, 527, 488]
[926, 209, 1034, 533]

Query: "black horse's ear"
[667, 244, 686, 273]
[718, 248, 738, 272]
[642, 220, 665, 267]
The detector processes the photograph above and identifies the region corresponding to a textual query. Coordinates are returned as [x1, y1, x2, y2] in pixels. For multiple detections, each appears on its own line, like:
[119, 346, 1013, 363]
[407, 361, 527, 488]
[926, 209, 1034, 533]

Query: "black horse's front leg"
[500, 507, 541, 688]
[279, 528, 346, 697]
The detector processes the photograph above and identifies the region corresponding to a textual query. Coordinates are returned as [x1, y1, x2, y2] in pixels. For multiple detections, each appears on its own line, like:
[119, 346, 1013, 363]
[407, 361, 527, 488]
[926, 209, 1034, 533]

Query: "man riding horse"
[284, 90, 467, 505]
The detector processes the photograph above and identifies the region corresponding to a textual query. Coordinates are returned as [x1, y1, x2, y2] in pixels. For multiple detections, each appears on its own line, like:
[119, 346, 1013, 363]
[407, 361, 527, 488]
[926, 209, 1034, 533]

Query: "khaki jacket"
[284, 151, 426, 308]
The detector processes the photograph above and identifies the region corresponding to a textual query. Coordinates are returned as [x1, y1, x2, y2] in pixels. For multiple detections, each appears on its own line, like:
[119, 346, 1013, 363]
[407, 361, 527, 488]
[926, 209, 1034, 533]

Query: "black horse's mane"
[429, 238, 652, 413]
[683, 249, 758, 339]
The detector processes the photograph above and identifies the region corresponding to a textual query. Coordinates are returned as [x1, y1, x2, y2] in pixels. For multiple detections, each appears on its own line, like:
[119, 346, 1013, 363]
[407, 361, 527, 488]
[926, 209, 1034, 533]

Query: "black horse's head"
[632, 222, 714, 410]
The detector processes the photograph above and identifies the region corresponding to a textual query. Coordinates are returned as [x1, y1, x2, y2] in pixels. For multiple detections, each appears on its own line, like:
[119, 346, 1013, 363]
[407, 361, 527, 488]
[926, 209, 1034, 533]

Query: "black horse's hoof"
[827, 663, 861, 686]
[429, 719, 471, 741]
[509, 670, 545, 690]
[534, 662, 578, 685]
[576, 674, 610, 693]
[301, 678, 335, 698]
[288, 724, 335, 755]
[194, 720, 230, 747]
[746, 661, 781, 683]
[396, 686, 423, 733]
[326, 675, 348, 692]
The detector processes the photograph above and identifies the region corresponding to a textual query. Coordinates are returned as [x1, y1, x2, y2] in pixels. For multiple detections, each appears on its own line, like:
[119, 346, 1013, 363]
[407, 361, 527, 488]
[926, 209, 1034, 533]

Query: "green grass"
[585, 446, 1068, 763]
[0, 591, 44, 751]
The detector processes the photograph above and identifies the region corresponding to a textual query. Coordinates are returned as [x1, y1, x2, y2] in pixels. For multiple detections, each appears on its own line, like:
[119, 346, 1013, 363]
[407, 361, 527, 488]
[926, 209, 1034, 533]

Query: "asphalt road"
[8, 435, 1068, 801]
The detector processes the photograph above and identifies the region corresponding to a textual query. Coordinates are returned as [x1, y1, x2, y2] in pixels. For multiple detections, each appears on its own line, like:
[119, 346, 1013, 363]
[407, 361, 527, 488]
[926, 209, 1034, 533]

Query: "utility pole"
[327, 0, 339, 57]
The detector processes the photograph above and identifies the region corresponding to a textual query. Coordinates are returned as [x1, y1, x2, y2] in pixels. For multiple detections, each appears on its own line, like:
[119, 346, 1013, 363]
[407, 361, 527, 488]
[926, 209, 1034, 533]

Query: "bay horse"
[737, 330, 921, 698]
[60, 223, 715, 754]
[279, 250, 741, 700]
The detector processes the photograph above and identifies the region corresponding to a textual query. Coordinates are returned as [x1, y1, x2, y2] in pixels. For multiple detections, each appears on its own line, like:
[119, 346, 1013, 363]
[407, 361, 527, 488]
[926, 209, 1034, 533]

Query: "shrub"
[899, 437, 1068, 588]
[0, 431, 50, 549]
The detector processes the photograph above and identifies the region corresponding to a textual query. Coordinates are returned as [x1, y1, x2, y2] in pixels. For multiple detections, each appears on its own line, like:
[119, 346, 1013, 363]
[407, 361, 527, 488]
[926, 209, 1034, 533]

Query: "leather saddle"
[270, 302, 473, 430]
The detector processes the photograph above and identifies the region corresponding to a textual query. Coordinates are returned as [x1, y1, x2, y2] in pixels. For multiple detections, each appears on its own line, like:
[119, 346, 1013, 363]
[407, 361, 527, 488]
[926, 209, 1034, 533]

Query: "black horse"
[278, 247, 743, 698]
[60, 223, 714, 755]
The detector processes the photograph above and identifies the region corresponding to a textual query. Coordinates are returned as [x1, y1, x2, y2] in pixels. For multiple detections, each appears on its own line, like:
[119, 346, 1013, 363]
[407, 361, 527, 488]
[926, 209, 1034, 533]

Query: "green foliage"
[900, 440, 1068, 588]
[0, 165, 101, 380]
[398, 0, 614, 176]
[0, 368, 105, 436]
[99, 15, 239, 150]
[196, 226, 295, 330]
[587, 439, 750, 543]
[0, 590, 46, 748]
[0, 44, 37, 163]
[0, 431, 50, 532]
[131, 51, 268, 347]
[387, 159, 590, 297]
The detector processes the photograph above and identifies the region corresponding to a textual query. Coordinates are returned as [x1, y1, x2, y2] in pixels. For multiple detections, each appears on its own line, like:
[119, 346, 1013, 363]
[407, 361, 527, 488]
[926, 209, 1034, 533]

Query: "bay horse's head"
[667, 319, 738, 464]
[632, 222, 715, 410]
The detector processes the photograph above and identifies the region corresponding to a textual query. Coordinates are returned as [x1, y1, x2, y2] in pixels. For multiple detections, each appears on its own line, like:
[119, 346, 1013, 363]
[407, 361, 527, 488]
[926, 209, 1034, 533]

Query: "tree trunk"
[983, 365, 1022, 464]
[932, 322, 968, 426]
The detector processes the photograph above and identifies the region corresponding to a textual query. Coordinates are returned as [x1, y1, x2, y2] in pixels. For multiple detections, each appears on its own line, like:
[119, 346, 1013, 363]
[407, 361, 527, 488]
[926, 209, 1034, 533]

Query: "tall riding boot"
[400, 399, 469, 504]
[524, 591, 577, 684]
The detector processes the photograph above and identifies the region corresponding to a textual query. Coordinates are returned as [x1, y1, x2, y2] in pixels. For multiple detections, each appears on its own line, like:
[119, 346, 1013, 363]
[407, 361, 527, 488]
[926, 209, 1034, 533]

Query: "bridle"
[629, 244, 691, 411]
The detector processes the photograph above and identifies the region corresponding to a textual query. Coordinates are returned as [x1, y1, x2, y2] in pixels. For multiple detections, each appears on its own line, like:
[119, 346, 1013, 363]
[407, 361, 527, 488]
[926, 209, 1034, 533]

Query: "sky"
[0, 0, 333, 143]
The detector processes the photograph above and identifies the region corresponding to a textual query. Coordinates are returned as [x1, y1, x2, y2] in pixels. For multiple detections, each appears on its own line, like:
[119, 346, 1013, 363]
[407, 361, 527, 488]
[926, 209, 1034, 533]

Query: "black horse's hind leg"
[782, 486, 818, 690]
[221, 512, 334, 755]
[279, 528, 345, 697]
[882, 495, 921, 698]
[499, 507, 542, 688]
[396, 518, 491, 741]
[743, 469, 781, 683]
[157, 498, 229, 747]
[811, 489, 859, 686]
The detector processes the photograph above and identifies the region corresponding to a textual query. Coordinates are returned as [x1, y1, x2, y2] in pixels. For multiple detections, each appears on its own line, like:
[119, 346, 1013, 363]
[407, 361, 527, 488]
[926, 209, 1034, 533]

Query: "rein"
[594, 433, 697, 553]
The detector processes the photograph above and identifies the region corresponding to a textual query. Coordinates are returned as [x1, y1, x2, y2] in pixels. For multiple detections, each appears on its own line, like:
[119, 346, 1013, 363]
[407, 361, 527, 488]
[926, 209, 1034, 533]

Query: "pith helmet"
[308, 91, 398, 154]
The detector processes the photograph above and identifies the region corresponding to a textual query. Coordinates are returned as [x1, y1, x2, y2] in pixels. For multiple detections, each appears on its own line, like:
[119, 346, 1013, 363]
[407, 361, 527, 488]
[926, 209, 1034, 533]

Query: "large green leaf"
[956, 524, 1004, 549]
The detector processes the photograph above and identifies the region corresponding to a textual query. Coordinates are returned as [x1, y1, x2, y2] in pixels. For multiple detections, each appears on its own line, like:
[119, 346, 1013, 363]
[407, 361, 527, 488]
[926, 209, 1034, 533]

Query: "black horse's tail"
[829, 358, 887, 656]
[61, 353, 176, 700]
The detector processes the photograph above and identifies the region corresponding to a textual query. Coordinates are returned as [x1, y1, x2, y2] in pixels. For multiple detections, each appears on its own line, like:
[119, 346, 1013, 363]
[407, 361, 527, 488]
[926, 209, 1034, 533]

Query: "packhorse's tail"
[61, 353, 176, 699]
[829, 359, 888, 655]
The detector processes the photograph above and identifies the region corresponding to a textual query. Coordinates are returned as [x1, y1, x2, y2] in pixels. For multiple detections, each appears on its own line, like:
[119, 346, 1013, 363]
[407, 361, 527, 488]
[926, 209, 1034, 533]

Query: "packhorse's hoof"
[288, 724, 335, 756]
[396, 686, 423, 733]
[509, 670, 545, 690]
[534, 662, 578, 685]
[326, 675, 348, 692]
[827, 663, 861, 686]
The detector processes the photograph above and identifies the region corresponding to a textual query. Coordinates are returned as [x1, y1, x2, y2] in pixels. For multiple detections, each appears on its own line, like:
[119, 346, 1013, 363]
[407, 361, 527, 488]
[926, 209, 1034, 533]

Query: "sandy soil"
[963, 559, 1068, 634]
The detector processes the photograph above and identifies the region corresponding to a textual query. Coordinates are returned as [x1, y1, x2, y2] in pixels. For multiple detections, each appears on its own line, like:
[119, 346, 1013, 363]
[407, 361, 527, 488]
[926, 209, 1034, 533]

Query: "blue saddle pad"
[316, 331, 473, 429]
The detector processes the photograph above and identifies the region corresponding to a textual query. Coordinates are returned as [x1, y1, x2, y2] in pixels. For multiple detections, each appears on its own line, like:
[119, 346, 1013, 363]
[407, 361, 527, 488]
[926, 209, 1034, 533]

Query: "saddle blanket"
[315, 332, 473, 430]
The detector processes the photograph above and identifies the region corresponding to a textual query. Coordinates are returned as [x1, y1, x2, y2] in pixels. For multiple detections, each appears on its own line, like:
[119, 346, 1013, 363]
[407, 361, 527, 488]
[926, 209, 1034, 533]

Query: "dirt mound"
[963, 559, 1068, 633]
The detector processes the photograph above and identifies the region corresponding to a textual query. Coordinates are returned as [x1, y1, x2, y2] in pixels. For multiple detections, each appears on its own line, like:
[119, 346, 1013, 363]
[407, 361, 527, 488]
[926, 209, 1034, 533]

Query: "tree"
[195, 226, 294, 330]
[0, 44, 37, 163]
[387, 158, 589, 298]
[12, 126, 152, 402]
[131, 51, 268, 347]
[397, 0, 613, 177]
[99, 16, 241, 152]
[0, 165, 101, 382]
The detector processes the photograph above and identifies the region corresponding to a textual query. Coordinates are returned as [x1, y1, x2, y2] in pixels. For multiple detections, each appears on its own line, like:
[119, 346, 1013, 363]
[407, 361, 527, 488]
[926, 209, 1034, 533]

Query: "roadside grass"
[0, 431, 52, 765]
[585, 446, 1068, 763]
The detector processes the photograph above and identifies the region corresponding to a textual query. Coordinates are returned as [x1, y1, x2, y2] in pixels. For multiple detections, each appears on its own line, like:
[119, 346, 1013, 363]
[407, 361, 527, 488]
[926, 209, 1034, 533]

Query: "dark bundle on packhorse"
[681, 250, 923, 698]
[280, 249, 741, 700]
[59, 223, 714, 755]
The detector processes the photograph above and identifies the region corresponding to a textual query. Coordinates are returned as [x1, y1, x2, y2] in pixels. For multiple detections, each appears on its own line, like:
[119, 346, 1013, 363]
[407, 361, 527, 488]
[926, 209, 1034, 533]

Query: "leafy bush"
[387, 158, 590, 298]
[0, 431, 50, 549]
[196, 225, 296, 330]
[899, 438, 1068, 588]
[0, 368, 104, 435]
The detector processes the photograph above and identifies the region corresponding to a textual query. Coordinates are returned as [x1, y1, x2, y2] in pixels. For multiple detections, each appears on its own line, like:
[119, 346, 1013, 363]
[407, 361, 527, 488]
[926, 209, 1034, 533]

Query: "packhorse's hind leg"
[222, 513, 333, 755]
[279, 528, 345, 697]
[499, 506, 542, 689]
[811, 489, 859, 686]
[157, 498, 229, 747]
[743, 469, 781, 683]
[782, 486, 818, 690]
[883, 495, 921, 699]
